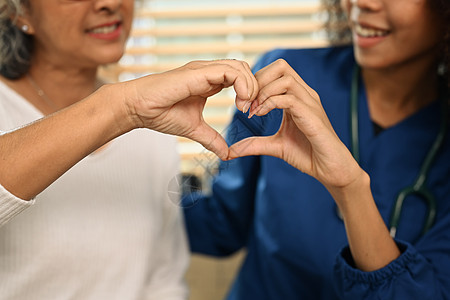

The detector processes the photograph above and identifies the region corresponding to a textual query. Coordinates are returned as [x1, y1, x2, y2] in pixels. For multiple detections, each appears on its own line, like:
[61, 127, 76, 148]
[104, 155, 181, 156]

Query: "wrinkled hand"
[229, 59, 361, 190]
[118, 60, 258, 160]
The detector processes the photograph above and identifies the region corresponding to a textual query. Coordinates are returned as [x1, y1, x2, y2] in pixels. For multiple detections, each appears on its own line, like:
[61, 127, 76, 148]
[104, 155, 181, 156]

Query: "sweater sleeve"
[0, 183, 35, 228]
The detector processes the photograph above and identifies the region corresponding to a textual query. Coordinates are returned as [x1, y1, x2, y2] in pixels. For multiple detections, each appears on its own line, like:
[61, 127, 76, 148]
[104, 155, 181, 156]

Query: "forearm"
[0, 59, 257, 200]
[329, 171, 401, 272]
[0, 84, 133, 200]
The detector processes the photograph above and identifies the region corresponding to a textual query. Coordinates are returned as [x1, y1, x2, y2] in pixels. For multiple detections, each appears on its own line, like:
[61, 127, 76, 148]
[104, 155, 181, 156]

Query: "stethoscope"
[349, 65, 448, 238]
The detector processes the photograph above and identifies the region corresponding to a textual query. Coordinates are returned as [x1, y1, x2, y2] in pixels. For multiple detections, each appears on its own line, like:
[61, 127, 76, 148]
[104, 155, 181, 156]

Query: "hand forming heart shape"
[123, 58, 361, 191]
[123, 59, 258, 160]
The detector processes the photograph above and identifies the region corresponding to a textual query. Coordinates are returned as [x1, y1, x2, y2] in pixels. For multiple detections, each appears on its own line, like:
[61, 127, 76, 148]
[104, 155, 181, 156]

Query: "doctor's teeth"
[90, 24, 117, 34]
[355, 24, 388, 37]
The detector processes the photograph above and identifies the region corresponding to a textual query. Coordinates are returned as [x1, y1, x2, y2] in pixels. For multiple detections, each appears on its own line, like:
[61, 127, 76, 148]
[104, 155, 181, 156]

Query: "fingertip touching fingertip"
[242, 101, 251, 114]
[222, 155, 232, 161]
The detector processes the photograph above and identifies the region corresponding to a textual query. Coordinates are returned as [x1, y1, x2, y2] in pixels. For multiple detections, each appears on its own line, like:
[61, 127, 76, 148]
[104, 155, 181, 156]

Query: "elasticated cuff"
[334, 241, 412, 284]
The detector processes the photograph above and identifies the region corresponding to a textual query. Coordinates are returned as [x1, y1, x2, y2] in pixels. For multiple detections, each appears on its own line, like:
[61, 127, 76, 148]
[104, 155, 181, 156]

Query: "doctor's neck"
[361, 62, 440, 128]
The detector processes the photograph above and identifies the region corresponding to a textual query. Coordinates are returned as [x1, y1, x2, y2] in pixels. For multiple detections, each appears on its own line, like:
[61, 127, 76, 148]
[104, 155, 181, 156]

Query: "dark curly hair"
[322, 0, 450, 89]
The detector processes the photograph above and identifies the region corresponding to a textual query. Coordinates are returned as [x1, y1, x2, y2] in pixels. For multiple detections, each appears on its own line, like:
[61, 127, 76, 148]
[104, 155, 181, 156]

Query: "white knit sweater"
[0, 80, 189, 299]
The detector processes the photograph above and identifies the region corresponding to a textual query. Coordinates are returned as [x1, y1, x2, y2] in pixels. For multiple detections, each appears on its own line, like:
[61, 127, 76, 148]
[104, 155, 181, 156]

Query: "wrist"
[328, 169, 371, 213]
[97, 83, 140, 135]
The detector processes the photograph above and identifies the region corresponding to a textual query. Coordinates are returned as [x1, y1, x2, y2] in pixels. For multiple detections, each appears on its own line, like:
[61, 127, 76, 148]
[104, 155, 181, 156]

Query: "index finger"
[202, 59, 259, 113]
[255, 59, 318, 99]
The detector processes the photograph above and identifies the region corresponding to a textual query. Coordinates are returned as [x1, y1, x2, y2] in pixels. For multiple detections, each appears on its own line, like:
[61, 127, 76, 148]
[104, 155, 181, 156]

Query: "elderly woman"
[0, 0, 257, 299]
[0, 1, 191, 299]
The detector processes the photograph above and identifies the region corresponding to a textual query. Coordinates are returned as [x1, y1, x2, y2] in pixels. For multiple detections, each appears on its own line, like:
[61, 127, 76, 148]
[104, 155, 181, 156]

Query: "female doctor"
[183, 0, 450, 299]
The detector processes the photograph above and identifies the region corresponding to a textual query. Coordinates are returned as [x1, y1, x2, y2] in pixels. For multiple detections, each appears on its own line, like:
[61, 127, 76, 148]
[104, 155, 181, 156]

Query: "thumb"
[190, 123, 229, 161]
[227, 136, 278, 160]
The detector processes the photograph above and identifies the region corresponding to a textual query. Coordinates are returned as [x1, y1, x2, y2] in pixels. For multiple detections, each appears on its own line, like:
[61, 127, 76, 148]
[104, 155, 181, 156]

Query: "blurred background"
[101, 0, 325, 299]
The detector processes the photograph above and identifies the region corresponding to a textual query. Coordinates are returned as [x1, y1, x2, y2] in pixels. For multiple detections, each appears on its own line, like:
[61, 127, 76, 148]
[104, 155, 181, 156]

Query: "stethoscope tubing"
[349, 64, 448, 239]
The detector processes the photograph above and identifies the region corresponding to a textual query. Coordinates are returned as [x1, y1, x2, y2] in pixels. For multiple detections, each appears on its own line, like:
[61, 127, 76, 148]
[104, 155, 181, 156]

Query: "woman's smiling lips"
[352, 22, 390, 48]
[86, 21, 122, 40]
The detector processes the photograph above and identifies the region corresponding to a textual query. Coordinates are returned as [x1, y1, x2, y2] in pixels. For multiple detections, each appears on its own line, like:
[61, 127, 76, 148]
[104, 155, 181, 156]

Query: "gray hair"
[0, 0, 32, 79]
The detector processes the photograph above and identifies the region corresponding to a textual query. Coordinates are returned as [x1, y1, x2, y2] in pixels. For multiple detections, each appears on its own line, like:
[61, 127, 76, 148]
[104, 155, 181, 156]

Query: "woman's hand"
[114, 59, 258, 160]
[0, 59, 257, 200]
[228, 59, 361, 191]
[228, 59, 400, 271]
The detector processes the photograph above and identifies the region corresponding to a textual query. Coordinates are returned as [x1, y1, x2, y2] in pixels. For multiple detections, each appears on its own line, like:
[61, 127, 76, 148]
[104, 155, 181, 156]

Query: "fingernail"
[243, 101, 251, 114]
[248, 100, 257, 118]
[248, 104, 263, 119]
[248, 106, 256, 118]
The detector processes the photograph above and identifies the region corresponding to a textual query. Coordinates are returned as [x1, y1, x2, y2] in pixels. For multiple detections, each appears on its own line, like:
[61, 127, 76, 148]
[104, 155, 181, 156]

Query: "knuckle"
[284, 75, 296, 85]
[184, 60, 201, 69]
[258, 90, 270, 101]
[275, 58, 288, 68]
[311, 90, 320, 100]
